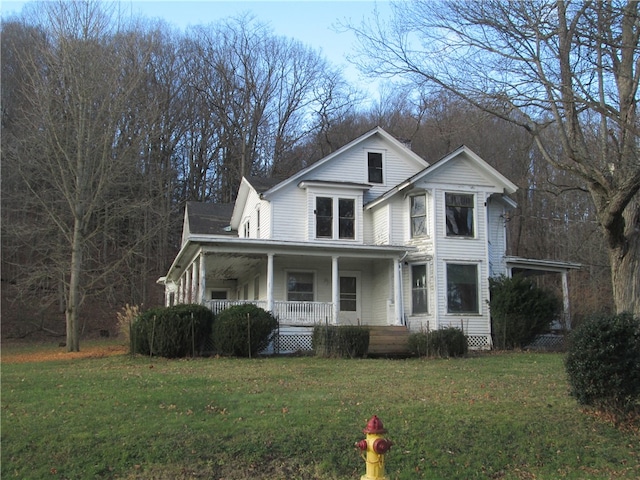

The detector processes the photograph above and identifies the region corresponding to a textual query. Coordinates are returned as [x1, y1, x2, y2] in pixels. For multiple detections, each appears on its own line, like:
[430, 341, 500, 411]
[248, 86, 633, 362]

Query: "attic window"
[367, 152, 383, 184]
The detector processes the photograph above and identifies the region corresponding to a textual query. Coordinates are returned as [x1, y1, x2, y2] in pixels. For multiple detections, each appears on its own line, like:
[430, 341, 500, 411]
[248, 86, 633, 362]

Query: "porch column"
[562, 271, 571, 330]
[190, 261, 198, 304]
[332, 256, 339, 324]
[177, 276, 184, 304]
[198, 253, 206, 304]
[164, 287, 171, 307]
[393, 258, 403, 325]
[266, 253, 274, 312]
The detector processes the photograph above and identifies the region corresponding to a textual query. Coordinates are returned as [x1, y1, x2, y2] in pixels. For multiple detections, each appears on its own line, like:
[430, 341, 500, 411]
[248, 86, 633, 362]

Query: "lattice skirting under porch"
[466, 335, 492, 350]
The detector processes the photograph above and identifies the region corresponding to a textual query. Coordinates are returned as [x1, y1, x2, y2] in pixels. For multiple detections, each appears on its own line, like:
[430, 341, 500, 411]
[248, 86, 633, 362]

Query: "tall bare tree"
[349, 0, 639, 315]
[7, 1, 157, 350]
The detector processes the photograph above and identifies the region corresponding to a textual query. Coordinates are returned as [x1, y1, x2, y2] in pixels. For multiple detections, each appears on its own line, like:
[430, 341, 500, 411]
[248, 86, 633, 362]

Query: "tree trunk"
[66, 218, 83, 352]
[608, 198, 640, 316]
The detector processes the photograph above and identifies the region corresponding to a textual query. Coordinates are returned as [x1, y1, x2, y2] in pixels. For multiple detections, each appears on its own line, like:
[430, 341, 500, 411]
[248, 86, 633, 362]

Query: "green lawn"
[1, 347, 637, 479]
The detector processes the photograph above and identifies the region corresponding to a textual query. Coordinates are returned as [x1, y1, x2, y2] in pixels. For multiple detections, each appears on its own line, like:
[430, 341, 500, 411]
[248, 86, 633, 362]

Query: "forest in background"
[1, 1, 614, 340]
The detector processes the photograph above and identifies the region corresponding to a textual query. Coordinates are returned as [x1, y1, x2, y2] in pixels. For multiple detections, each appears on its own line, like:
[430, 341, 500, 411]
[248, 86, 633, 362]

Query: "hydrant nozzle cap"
[363, 415, 387, 434]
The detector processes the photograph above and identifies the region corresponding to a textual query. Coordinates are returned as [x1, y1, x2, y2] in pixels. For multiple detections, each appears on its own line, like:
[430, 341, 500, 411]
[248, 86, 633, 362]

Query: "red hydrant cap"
[363, 415, 387, 434]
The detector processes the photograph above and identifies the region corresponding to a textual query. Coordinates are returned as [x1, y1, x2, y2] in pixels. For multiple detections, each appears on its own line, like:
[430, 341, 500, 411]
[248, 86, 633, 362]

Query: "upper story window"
[316, 196, 355, 240]
[367, 152, 383, 184]
[410, 195, 427, 237]
[445, 193, 474, 237]
[256, 208, 261, 238]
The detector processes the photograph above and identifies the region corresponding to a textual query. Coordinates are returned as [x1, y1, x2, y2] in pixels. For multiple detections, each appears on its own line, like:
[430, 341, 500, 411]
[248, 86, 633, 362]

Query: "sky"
[1, 0, 394, 97]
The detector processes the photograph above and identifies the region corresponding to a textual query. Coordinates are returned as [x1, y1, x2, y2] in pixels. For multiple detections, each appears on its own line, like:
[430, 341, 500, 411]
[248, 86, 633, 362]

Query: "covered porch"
[159, 237, 413, 327]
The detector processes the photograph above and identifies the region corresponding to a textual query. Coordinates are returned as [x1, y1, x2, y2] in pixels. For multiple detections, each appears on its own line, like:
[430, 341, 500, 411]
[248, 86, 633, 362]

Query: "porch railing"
[204, 299, 333, 326]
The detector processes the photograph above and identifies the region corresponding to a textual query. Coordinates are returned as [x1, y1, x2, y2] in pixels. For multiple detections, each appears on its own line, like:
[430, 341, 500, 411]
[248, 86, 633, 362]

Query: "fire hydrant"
[355, 415, 393, 480]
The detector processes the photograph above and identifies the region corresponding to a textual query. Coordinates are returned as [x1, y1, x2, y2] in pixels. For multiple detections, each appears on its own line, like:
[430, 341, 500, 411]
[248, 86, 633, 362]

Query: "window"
[316, 197, 333, 238]
[410, 195, 427, 237]
[210, 290, 228, 300]
[316, 197, 355, 240]
[340, 276, 357, 311]
[446, 263, 479, 313]
[338, 199, 355, 239]
[287, 272, 314, 301]
[368, 152, 383, 183]
[256, 208, 261, 237]
[243, 220, 250, 238]
[445, 193, 474, 237]
[253, 276, 260, 300]
[411, 264, 428, 314]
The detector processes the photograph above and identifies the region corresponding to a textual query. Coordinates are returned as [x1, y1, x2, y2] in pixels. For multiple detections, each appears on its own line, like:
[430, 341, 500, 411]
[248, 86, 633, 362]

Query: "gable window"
[316, 196, 356, 240]
[411, 264, 428, 314]
[445, 193, 474, 237]
[410, 195, 427, 237]
[338, 198, 355, 239]
[446, 263, 479, 313]
[367, 152, 383, 184]
[287, 272, 314, 301]
[316, 197, 333, 238]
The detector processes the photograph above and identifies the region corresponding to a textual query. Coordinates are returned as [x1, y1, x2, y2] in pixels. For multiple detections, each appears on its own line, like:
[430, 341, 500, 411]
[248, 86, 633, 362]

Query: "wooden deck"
[367, 326, 411, 356]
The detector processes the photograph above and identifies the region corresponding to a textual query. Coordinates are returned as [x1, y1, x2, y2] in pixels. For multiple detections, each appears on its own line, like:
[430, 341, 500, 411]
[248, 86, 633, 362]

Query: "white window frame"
[410, 194, 428, 238]
[314, 195, 356, 241]
[410, 263, 429, 314]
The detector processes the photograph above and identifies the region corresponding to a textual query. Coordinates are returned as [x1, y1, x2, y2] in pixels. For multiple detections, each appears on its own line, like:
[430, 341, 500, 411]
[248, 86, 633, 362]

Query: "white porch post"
[198, 253, 206, 304]
[164, 288, 171, 307]
[178, 276, 184, 304]
[266, 253, 274, 312]
[393, 258, 403, 325]
[190, 261, 198, 304]
[562, 271, 571, 330]
[332, 256, 339, 324]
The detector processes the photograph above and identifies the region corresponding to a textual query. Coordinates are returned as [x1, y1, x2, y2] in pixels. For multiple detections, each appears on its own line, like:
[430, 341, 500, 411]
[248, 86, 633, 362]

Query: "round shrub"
[312, 325, 370, 358]
[131, 304, 215, 358]
[408, 327, 468, 358]
[213, 304, 278, 357]
[489, 275, 560, 349]
[565, 312, 640, 417]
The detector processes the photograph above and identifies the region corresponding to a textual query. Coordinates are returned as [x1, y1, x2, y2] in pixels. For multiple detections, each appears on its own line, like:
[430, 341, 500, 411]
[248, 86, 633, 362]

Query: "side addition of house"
[158, 127, 520, 351]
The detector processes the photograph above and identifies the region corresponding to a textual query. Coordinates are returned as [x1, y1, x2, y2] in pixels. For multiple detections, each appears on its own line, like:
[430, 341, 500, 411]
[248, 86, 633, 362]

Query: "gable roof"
[185, 202, 235, 236]
[260, 126, 430, 199]
[365, 145, 518, 209]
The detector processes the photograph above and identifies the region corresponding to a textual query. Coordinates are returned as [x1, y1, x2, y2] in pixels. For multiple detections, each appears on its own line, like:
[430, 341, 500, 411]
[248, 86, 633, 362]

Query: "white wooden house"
[159, 126, 567, 352]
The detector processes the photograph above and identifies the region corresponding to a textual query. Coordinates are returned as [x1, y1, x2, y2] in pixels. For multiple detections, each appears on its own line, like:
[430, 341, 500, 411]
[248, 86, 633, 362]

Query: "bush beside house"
[489, 275, 560, 349]
[131, 304, 215, 358]
[312, 325, 370, 358]
[212, 304, 278, 357]
[408, 327, 468, 358]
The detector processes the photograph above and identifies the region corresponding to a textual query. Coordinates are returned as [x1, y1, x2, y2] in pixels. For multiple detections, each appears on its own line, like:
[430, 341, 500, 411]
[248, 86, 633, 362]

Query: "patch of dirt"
[1, 343, 128, 364]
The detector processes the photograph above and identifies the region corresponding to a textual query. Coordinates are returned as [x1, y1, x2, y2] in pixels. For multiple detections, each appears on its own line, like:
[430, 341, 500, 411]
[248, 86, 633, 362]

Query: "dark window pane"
[368, 152, 383, 183]
[445, 193, 474, 236]
[316, 197, 332, 238]
[339, 198, 355, 239]
[287, 272, 314, 301]
[446, 264, 478, 313]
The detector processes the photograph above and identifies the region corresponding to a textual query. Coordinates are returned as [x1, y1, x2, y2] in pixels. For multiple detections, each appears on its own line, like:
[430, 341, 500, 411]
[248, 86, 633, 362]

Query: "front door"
[339, 272, 361, 324]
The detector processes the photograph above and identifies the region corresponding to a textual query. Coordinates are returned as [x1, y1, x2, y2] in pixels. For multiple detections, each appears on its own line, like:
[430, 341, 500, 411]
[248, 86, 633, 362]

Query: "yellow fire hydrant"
[355, 415, 393, 480]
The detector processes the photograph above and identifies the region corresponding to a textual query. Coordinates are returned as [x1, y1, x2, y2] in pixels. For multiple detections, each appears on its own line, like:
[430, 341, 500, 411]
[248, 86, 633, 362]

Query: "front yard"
[1, 343, 637, 479]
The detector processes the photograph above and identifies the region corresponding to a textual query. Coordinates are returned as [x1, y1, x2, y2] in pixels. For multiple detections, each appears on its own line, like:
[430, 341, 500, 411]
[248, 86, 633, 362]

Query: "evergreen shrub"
[565, 312, 640, 418]
[408, 327, 468, 358]
[212, 304, 278, 357]
[131, 304, 215, 358]
[489, 275, 560, 349]
[312, 325, 369, 358]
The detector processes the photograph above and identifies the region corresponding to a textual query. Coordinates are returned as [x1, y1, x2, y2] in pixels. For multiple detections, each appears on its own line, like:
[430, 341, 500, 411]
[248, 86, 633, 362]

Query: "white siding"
[370, 204, 389, 245]
[270, 186, 308, 241]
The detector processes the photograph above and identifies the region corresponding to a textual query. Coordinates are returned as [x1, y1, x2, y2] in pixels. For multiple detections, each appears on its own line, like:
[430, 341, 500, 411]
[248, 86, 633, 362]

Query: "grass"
[1, 344, 638, 479]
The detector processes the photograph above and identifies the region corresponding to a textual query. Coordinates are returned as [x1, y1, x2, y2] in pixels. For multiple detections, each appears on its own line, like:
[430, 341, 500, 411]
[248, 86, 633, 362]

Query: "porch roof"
[161, 236, 414, 283]
[505, 256, 582, 273]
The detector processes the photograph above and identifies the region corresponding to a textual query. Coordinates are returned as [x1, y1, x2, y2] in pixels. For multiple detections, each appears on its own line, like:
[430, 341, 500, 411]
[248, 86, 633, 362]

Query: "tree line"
[2, 0, 633, 350]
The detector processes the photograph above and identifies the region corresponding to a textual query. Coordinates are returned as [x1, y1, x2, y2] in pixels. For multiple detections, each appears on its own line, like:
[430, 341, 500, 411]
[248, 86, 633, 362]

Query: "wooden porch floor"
[367, 326, 411, 356]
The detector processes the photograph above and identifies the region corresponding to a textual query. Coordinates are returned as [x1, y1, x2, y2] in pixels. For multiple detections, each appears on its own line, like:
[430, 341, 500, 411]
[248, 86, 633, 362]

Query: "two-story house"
[158, 127, 528, 352]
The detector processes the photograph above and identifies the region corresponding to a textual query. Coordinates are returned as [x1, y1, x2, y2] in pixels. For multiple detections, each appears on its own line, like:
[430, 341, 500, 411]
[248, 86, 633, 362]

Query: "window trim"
[314, 195, 356, 240]
[445, 262, 480, 314]
[445, 192, 476, 238]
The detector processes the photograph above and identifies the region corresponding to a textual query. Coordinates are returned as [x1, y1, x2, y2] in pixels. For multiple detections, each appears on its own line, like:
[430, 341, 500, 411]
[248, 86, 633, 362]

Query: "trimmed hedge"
[212, 304, 278, 357]
[489, 275, 560, 349]
[408, 327, 468, 358]
[565, 312, 640, 418]
[312, 325, 369, 358]
[131, 304, 215, 358]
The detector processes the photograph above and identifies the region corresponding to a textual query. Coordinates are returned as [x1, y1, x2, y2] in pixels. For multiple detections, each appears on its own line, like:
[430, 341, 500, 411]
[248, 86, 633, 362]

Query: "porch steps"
[367, 326, 411, 356]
